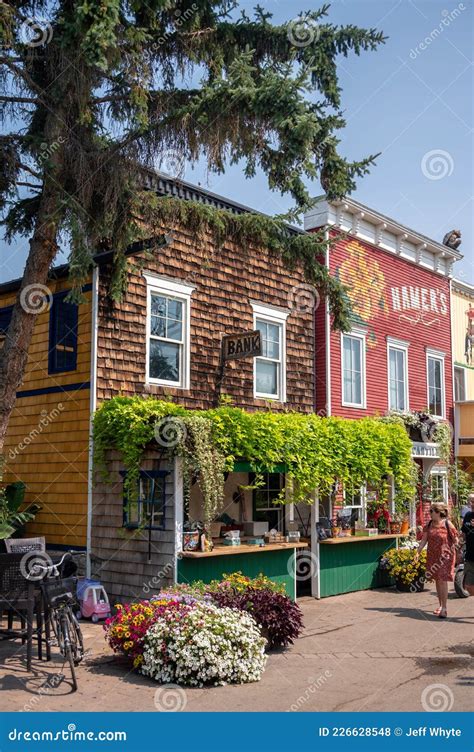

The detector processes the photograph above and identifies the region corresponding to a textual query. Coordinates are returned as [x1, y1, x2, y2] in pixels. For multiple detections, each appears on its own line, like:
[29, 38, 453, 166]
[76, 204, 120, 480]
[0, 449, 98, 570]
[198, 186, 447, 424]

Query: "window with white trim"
[388, 343, 408, 411]
[427, 351, 445, 418]
[431, 471, 447, 504]
[145, 275, 194, 389]
[342, 331, 365, 407]
[251, 302, 288, 401]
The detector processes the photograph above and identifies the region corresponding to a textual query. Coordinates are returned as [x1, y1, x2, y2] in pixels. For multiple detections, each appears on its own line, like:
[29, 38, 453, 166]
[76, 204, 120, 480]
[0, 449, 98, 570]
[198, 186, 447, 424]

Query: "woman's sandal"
[433, 607, 442, 615]
[438, 609, 448, 619]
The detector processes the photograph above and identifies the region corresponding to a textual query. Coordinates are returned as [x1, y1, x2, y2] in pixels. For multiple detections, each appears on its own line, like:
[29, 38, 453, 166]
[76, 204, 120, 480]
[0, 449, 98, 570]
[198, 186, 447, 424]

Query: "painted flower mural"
[336, 240, 388, 346]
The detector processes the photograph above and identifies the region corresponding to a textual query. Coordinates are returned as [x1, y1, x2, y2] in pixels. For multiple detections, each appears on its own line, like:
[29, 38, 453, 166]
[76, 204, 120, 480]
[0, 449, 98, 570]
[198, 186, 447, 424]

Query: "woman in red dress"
[416, 502, 458, 618]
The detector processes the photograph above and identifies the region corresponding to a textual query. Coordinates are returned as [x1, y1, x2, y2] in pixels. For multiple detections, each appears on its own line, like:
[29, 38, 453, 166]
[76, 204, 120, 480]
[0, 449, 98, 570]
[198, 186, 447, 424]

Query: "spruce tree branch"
[0, 95, 38, 104]
[17, 162, 41, 179]
[1, 59, 50, 103]
[16, 181, 42, 190]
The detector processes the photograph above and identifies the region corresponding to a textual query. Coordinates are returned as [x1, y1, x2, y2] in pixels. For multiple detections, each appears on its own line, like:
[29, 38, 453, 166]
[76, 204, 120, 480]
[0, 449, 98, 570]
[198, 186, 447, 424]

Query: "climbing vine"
[93, 397, 417, 510]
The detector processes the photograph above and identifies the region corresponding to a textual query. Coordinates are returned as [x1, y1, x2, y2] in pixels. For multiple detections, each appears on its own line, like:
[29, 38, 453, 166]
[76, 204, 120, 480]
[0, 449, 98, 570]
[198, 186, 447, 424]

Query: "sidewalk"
[1, 585, 472, 712]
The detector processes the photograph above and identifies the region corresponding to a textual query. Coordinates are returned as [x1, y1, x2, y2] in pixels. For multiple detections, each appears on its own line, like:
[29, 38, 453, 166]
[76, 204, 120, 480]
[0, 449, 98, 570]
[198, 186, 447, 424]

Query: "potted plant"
[389, 515, 403, 534]
[0, 482, 40, 544]
[380, 547, 427, 592]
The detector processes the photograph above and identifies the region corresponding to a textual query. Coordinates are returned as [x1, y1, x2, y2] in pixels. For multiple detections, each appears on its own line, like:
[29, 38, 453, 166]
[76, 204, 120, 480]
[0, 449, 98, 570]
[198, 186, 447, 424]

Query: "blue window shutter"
[0, 306, 13, 336]
[48, 292, 78, 373]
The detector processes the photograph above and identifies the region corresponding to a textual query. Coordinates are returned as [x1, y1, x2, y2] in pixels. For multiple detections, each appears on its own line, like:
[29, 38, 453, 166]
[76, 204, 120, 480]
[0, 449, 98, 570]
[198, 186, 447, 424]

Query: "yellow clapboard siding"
[0, 275, 93, 547]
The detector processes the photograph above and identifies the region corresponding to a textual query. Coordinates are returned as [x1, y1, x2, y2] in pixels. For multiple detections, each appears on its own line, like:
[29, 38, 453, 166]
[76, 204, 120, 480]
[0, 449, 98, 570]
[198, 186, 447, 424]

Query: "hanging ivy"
[93, 397, 417, 510]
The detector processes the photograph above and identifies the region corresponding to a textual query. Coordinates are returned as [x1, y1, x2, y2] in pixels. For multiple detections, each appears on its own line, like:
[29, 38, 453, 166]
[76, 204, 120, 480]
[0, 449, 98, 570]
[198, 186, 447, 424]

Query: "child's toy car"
[76, 578, 111, 623]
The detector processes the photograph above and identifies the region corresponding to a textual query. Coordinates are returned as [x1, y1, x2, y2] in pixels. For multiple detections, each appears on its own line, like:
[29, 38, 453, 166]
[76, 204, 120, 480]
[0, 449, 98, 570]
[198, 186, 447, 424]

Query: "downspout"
[324, 227, 332, 417]
[86, 265, 99, 578]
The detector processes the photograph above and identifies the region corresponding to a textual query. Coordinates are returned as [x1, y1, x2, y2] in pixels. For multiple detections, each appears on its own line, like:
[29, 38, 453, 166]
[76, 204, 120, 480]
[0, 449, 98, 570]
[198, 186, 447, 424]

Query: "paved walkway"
[1, 585, 472, 712]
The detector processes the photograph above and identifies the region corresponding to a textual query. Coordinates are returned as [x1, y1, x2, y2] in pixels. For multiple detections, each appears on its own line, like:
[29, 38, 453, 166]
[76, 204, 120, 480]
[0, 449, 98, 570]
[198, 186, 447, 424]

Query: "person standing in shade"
[461, 492, 474, 596]
[415, 502, 458, 618]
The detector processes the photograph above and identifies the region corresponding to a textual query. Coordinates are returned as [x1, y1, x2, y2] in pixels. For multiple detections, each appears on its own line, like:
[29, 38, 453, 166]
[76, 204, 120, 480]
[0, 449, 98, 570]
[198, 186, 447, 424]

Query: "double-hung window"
[341, 330, 366, 408]
[251, 302, 288, 401]
[122, 470, 168, 530]
[48, 292, 78, 374]
[145, 275, 194, 389]
[387, 338, 409, 411]
[430, 471, 447, 504]
[426, 349, 445, 418]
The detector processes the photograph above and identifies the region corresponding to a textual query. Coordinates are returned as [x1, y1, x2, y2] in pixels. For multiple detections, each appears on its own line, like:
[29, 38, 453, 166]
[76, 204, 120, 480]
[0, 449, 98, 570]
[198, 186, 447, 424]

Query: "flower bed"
[104, 572, 303, 684]
[142, 602, 267, 686]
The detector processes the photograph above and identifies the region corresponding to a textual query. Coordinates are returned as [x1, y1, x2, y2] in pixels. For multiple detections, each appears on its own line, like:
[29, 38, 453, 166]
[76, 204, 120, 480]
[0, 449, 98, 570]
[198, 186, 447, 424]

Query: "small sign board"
[411, 441, 439, 459]
[222, 330, 262, 361]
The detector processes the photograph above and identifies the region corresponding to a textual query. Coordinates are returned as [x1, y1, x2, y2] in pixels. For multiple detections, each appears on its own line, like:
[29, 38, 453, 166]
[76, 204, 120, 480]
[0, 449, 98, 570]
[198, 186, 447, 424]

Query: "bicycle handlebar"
[29, 549, 83, 578]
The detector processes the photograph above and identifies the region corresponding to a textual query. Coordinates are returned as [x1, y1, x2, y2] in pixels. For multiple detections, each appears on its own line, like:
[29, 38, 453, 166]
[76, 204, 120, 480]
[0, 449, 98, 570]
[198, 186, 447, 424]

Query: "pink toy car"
[76, 579, 111, 623]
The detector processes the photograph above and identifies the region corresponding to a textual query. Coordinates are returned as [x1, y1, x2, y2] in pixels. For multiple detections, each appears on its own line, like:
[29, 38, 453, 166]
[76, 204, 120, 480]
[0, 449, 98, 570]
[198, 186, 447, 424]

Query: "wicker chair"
[5, 537, 46, 555]
[0, 553, 48, 669]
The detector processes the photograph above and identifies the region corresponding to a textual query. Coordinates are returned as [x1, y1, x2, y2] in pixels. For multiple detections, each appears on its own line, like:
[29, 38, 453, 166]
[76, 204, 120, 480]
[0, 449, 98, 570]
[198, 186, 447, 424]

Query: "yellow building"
[0, 272, 93, 548]
[452, 278, 474, 477]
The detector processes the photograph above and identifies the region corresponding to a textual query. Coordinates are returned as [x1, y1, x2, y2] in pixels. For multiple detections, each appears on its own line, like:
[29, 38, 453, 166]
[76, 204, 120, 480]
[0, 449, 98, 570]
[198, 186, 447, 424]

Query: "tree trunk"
[0, 120, 66, 455]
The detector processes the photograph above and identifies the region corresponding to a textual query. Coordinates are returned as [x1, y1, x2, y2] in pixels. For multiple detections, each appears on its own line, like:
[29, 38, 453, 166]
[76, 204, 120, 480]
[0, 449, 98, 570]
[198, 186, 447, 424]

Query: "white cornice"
[304, 197, 463, 279]
[452, 278, 474, 298]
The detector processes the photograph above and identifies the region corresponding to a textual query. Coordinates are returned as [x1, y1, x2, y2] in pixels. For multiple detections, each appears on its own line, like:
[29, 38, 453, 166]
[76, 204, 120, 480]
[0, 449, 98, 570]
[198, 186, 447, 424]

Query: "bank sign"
[222, 330, 262, 361]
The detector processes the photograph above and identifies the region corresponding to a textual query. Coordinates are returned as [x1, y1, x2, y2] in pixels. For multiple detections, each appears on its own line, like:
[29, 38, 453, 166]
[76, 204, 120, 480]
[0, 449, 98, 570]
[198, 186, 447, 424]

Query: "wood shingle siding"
[96, 227, 315, 411]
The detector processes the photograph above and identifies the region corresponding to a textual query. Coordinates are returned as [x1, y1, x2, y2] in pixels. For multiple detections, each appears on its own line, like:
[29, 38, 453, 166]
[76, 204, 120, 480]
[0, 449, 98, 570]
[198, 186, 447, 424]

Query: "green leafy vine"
[93, 397, 417, 511]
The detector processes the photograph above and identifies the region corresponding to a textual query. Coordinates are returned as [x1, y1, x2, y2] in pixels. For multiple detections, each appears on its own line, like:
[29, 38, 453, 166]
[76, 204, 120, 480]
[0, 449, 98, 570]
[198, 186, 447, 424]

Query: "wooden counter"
[319, 534, 404, 545]
[180, 541, 309, 559]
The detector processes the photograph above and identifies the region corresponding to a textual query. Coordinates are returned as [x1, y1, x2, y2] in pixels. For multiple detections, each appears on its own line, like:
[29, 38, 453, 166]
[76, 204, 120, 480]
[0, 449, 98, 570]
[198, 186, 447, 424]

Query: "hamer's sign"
[221, 330, 262, 361]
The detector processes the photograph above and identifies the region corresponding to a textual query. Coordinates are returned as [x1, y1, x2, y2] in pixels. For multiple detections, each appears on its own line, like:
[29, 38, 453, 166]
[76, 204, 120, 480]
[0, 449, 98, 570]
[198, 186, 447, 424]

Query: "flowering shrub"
[379, 548, 427, 586]
[141, 602, 267, 686]
[207, 571, 286, 595]
[104, 599, 191, 668]
[211, 588, 303, 649]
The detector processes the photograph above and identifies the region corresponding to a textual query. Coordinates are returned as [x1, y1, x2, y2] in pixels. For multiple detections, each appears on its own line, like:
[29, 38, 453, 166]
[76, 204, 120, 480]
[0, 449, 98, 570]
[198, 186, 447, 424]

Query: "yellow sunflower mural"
[337, 240, 389, 346]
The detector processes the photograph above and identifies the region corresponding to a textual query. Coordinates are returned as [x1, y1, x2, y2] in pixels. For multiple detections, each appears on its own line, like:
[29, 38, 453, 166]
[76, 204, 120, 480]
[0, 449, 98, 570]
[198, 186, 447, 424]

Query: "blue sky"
[1, 0, 472, 283]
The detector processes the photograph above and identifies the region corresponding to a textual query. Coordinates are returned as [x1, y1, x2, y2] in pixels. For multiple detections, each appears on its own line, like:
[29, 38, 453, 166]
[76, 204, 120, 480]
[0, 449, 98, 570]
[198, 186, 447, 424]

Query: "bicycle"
[29, 551, 84, 692]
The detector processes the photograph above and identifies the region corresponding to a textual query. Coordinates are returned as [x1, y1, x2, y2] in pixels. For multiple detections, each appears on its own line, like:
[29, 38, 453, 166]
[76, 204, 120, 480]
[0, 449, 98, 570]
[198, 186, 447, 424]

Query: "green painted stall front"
[319, 538, 397, 598]
[178, 548, 295, 599]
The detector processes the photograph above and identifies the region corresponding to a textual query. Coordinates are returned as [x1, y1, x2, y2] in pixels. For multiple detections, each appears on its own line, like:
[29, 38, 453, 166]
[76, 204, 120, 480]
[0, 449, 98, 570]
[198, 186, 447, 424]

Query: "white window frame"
[426, 347, 446, 418]
[251, 302, 288, 402]
[387, 337, 410, 412]
[144, 274, 195, 389]
[430, 469, 448, 504]
[341, 328, 367, 409]
[453, 365, 467, 403]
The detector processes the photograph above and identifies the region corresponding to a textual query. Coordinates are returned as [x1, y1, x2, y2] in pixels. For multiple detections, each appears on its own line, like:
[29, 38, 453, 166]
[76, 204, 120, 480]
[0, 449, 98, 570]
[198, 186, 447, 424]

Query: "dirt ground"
[1, 584, 473, 713]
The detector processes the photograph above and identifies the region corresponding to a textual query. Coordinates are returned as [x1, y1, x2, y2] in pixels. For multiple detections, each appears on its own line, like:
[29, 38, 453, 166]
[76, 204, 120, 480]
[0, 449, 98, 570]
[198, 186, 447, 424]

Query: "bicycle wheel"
[66, 608, 84, 664]
[60, 613, 78, 692]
